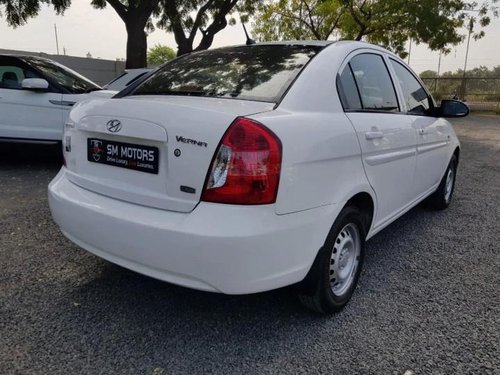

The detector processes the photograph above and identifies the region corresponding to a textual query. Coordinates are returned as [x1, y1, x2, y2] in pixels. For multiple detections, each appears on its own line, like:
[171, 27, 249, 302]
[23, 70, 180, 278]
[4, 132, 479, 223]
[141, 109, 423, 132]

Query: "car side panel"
[412, 116, 452, 196]
[383, 54, 457, 197]
[0, 88, 64, 140]
[253, 43, 376, 218]
[346, 112, 417, 227]
[252, 110, 372, 216]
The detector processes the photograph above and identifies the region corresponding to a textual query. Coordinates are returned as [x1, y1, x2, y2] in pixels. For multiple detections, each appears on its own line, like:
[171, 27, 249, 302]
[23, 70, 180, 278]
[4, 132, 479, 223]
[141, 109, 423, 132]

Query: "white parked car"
[0, 55, 115, 142]
[103, 68, 153, 92]
[48, 41, 468, 313]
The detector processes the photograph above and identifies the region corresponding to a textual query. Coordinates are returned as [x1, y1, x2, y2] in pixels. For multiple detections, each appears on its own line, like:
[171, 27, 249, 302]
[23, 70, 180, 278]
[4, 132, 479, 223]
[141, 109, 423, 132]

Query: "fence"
[421, 77, 500, 111]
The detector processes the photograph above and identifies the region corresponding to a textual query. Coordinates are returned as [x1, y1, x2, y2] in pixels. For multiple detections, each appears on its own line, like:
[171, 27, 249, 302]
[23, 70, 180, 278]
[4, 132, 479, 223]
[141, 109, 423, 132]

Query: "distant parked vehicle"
[0, 55, 115, 143]
[103, 68, 153, 92]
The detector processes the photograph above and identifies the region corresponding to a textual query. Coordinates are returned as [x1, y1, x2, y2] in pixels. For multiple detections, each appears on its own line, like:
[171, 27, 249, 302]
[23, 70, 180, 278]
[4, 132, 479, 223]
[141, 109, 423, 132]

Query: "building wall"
[0, 48, 126, 86]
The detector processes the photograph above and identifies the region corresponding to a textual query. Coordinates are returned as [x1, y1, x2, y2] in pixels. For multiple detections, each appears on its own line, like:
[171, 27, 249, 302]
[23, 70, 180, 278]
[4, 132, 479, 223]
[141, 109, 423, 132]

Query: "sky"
[1, 1, 500, 74]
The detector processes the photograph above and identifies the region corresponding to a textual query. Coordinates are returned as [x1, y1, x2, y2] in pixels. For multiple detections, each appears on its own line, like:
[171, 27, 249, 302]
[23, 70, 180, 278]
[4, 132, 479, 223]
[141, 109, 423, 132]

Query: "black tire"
[429, 155, 457, 210]
[298, 206, 366, 314]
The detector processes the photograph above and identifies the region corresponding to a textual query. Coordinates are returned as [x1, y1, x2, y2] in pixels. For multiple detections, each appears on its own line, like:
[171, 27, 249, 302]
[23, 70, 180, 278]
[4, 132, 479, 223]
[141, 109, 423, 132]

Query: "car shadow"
[71, 258, 315, 321]
[0, 141, 62, 169]
[65, 201, 435, 321]
[53, 204, 437, 371]
[17, 150, 455, 371]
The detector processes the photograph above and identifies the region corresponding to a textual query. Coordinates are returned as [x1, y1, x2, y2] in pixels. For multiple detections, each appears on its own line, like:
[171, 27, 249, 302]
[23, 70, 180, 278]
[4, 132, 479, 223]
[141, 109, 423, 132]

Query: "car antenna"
[241, 19, 256, 45]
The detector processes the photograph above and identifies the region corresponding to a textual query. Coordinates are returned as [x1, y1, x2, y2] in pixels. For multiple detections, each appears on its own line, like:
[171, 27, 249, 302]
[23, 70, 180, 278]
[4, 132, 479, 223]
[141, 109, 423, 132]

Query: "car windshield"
[28, 58, 101, 94]
[130, 45, 322, 103]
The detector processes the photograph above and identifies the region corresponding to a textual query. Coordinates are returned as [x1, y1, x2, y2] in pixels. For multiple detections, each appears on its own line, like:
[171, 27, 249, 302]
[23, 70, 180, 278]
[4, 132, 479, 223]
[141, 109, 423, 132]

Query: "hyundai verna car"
[48, 41, 468, 313]
[0, 55, 115, 143]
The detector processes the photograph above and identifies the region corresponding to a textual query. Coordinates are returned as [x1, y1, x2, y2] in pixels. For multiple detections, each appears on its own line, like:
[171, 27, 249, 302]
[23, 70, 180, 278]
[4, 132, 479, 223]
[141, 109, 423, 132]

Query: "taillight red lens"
[201, 117, 282, 205]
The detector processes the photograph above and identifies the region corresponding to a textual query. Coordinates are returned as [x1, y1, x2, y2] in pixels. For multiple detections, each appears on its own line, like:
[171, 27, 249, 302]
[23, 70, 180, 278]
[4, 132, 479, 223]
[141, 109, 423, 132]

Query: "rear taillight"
[201, 117, 282, 205]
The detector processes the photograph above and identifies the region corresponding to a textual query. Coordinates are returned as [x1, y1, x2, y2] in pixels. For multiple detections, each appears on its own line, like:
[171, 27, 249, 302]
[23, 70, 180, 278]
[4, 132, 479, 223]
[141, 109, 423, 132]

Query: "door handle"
[365, 131, 384, 140]
[418, 128, 428, 135]
[49, 100, 76, 107]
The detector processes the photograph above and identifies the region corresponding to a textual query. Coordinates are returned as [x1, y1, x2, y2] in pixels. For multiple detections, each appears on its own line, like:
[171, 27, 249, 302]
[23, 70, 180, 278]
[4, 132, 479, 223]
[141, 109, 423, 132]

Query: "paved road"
[1, 115, 499, 375]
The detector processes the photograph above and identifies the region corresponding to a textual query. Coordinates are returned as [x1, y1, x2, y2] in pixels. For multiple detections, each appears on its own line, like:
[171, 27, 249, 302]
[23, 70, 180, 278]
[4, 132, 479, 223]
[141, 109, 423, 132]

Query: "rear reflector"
[201, 117, 282, 205]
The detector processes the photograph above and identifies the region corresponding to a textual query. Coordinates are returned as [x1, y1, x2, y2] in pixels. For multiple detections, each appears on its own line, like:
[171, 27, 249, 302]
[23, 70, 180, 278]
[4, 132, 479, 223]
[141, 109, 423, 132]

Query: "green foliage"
[0, 0, 70, 26]
[421, 65, 500, 79]
[157, 0, 263, 55]
[147, 44, 176, 65]
[253, 0, 344, 41]
[253, 0, 499, 57]
[420, 70, 439, 79]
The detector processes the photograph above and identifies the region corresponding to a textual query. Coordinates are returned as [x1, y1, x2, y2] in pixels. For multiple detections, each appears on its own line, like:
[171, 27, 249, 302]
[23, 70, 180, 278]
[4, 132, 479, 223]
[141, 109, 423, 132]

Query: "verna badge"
[106, 119, 122, 133]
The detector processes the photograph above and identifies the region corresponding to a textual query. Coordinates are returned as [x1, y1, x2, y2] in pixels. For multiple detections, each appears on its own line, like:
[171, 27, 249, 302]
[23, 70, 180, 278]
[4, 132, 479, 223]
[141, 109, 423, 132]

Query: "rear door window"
[349, 53, 399, 112]
[337, 65, 362, 111]
[130, 45, 323, 103]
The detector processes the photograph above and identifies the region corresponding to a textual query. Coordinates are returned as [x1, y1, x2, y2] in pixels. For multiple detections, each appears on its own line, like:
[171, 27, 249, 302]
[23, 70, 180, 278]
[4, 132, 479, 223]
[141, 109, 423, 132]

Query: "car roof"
[189, 40, 398, 59]
[252, 40, 335, 47]
[255, 40, 398, 54]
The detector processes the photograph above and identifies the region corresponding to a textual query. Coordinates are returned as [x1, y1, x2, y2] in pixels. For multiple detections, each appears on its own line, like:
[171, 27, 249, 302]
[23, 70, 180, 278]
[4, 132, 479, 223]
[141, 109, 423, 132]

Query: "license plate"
[87, 138, 159, 174]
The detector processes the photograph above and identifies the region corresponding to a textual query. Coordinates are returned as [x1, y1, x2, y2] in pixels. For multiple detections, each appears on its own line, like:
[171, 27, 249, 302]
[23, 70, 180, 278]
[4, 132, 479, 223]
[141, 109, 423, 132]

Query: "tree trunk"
[125, 24, 148, 69]
[176, 40, 193, 57]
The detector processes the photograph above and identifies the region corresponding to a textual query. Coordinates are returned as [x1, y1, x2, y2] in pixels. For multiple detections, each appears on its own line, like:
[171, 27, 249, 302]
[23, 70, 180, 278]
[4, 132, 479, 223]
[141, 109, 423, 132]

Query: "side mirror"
[439, 99, 469, 118]
[21, 78, 49, 91]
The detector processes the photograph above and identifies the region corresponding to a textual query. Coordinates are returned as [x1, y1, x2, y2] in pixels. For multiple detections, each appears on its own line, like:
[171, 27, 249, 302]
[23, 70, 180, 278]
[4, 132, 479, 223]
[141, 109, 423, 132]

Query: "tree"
[147, 43, 176, 65]
[253, 0, 344, 41]
[0, 0, 69, 26]
[253, 0, 499, 58]
[419, 70, 438, 79]
[91, 0, 161, 69]
[339, 0, 473, 55]
[157, 0, 262, 56]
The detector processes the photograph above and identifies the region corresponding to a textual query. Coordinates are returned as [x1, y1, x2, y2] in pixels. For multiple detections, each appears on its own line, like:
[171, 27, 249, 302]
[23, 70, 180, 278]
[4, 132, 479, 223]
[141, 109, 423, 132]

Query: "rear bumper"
[48, 168, 340, 294]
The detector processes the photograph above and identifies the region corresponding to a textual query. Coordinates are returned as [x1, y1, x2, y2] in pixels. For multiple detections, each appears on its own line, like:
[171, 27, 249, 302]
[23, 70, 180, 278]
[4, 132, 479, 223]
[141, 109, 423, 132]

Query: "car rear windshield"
[129, 45, 322, 103]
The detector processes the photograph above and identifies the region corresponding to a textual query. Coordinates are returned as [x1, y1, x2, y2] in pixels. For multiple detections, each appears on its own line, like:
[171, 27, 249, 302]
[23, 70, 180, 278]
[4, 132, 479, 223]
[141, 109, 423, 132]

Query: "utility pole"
[407, 38, 412, 65]
[54, 24, 60, 55]
[436, 51, 442, 93]
[461, 18, 474, 100]
[437, 52, 442, 76]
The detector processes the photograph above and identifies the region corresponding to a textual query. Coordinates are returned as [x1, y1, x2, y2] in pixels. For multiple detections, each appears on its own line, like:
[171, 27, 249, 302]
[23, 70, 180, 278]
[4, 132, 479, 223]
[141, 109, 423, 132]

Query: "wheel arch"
[299, 191, 375, 299]
[344, 191, 375, 236]
[453, 146, 460, 164]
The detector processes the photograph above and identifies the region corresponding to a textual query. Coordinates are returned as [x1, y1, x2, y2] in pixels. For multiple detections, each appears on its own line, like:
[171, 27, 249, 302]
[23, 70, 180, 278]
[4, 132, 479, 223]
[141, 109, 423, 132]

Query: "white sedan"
[48, 41, 468, 313]
[102, 68, 152, 91]
[0, 55, 115, 142]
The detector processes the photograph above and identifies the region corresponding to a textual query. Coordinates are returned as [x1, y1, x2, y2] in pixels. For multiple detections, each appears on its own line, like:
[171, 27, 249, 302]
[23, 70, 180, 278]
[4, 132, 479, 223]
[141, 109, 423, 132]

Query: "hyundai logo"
[106, 119, 122, 133]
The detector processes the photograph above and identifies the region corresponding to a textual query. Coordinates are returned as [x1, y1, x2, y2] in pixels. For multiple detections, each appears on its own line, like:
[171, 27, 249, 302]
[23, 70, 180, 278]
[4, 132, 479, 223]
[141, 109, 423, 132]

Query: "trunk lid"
[64, 96, 274, 212]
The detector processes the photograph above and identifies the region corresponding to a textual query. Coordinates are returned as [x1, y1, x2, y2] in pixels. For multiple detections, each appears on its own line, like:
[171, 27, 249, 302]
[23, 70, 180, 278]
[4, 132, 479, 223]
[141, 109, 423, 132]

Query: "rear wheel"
[298, 206, 366, 314]
[429, 155, 457, 210]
